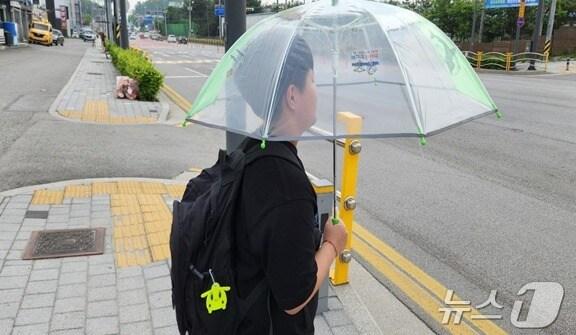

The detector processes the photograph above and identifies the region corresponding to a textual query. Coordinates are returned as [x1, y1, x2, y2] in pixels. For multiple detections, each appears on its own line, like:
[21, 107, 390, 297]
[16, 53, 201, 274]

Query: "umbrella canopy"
[186, 0, 498, 142]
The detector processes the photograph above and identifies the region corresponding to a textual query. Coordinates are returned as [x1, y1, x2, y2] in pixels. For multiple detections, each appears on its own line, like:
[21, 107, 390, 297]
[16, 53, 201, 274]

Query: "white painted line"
[165, 75, 206, 79]
[184, 67, 208, 77]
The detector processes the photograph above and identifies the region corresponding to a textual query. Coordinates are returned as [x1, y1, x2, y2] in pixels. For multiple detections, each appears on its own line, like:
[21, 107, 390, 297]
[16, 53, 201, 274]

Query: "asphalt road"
[2, 38, 575, 334]
[135, 39, 576, 334]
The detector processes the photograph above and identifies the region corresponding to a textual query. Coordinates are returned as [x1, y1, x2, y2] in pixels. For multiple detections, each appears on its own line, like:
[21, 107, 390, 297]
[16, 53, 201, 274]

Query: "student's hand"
[323, 218, 348, 256]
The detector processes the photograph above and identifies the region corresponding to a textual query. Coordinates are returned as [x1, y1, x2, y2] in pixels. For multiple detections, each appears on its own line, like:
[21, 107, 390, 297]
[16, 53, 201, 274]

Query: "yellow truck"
[28, 19, 53, 46]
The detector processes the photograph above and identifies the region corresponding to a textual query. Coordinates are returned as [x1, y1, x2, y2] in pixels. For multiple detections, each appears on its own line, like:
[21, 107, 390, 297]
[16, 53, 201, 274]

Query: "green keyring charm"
[200, 282, 231, 314]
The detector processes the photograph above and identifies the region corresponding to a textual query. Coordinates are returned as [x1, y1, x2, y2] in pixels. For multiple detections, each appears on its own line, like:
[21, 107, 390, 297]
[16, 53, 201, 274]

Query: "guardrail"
[464, 51, 550, 72]
[188, 37, 224, 46]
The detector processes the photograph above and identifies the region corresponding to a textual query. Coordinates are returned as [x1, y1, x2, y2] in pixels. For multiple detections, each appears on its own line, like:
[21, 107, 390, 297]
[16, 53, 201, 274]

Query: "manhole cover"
[22, 228, 105, 260]
[87, 72, 103, 76]
[25, 210, 49, 219]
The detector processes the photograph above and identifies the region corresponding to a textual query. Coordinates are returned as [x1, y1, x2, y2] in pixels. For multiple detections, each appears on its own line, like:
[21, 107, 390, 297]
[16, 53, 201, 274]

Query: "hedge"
[106, 43, 164, 101]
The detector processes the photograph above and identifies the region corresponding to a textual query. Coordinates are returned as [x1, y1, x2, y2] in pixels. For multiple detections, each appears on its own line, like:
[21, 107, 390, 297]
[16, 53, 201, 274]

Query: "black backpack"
[170, 141, 301, 335]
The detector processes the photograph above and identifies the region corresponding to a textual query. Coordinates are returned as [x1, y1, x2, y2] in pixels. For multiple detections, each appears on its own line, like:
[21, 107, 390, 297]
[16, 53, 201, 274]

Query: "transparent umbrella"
[185, 0, 499, 144]
[184, 0, 500, 223]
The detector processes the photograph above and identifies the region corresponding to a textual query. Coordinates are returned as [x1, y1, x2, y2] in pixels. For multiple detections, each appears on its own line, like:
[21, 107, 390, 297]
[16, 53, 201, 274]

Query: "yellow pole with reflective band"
[519, 0, 526, 18]
[330, 112, 362, 286]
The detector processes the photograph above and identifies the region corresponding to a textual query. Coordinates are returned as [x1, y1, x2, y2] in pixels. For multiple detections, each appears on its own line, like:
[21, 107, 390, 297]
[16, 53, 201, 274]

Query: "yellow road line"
[161, 84, 192, 113]
[353, 223, 508, 335]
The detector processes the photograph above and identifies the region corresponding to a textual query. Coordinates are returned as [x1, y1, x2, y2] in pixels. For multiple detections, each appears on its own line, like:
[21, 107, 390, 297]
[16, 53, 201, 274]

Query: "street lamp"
[164, 8, 167, 37]
[188, 1, 194, 40]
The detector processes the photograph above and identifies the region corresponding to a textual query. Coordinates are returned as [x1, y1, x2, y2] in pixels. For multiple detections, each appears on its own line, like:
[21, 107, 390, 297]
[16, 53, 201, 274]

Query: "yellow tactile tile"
[140, 183, 168, 195]
[150, 244, 171, 262]
[111, 205, 141, 216]
[108, 180, 186, 268]
[117, 181, 143, 194]
[59, 110, 83, 119]
[115, 213, 144, 226]
[31, 189, 64, 205]
[64, 184, 92, 198]
[116, 253, 128, 267]
[144, 220, 171, 234]
[165, 185, 186, 199]
[117, 235, 147, 252]
[140, 204, 168, 213]
[111, 194, 138, 207]
[143, 211, 171, 223]
[137, 194, 164, 205]
[92, 182, 118, 195]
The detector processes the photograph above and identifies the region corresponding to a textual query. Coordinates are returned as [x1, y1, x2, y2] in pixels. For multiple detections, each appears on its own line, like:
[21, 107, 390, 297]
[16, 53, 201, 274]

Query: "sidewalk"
[0, 43, 29, 51]
[49, 46, 169, 125]
[0, 177, 432, 335]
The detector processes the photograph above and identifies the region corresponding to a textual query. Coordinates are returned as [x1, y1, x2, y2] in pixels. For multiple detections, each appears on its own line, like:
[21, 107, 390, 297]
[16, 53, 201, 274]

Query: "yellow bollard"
[545, 52, 549, 72]
[330, 112, 363, 286]
[477, 51, 483, 69]
[506, 52, 512, 72]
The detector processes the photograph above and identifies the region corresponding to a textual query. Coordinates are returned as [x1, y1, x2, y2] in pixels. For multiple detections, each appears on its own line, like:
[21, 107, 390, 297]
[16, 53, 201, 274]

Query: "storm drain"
[87, 72, 103, 76]
[22, 228, 105, 260]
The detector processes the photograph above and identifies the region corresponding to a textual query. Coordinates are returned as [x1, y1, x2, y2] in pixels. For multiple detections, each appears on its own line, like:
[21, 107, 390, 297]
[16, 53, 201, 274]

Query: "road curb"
[47, 47, 90, 122]
[0, 177, 187, 198]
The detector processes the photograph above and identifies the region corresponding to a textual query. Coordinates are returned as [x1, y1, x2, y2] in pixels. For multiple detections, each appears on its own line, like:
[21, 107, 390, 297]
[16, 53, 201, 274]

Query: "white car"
[167, 35, 177, 43]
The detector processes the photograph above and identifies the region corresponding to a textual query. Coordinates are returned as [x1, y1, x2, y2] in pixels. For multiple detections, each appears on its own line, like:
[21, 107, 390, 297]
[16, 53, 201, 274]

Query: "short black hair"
[234, 33, 314, 126]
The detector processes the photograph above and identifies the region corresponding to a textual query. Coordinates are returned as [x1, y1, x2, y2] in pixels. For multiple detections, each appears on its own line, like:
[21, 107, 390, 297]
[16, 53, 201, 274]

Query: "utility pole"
[471, 0, 478, 50]
[113, 0, 118, 44]
[78, 0, 83, 31]
[544, 0, 558, 56]
[513, 0, 526, 54]
[188, 1, 193, 39]
[224, 0, 246, 151]
[164, 9, 167, 36]
[528, 0, 545, 70]
[104, 0, 111, 41]
[119, 0, 129, 48]
[478, 5, 485, 44]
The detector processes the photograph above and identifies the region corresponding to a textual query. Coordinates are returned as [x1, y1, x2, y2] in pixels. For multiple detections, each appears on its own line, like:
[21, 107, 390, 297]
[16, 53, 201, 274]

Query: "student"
[234, 34, 348, 334]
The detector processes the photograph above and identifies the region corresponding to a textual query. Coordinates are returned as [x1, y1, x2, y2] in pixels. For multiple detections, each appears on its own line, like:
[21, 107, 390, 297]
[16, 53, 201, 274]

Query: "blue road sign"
[214, 5, 225, 17]
[517, 17, 525, 27]
[484, 0, 538, 9]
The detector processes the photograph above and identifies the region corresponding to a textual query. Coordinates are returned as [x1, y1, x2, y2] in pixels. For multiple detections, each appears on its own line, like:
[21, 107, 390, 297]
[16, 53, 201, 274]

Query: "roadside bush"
[106, 43, 163, 101]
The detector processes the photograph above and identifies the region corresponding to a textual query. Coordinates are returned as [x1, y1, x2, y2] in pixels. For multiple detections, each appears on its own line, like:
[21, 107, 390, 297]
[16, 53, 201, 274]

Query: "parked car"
[167, 34, 177, 43]
[80, 29, 96, 42]
[52, 29, 64, 46]
[177, 36, 188, 44]
[28, 20, 53, 46]
[129, 33, 137, 40]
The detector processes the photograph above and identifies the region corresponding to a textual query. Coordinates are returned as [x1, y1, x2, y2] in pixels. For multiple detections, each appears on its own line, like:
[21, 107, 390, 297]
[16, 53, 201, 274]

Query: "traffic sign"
[517, 17, 525, 27]
[214, 5, 224, 17]
[484, 0, 538, 9]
